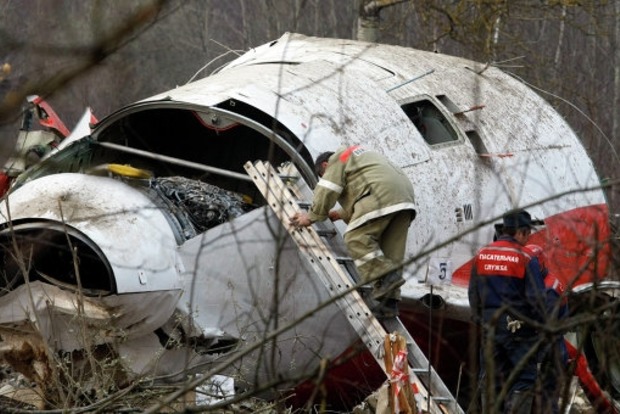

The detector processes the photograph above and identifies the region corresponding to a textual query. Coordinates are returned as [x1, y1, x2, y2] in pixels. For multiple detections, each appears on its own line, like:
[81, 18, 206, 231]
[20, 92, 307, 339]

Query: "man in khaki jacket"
[290, 145, 416, 317]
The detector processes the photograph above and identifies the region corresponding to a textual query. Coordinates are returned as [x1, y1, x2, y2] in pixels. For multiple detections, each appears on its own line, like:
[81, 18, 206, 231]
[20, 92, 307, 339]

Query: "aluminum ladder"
[244, 160, 464, 414]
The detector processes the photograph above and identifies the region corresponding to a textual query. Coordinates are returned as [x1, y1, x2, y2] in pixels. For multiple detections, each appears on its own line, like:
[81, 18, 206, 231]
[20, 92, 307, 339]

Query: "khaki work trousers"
[344, 210, 412, 300]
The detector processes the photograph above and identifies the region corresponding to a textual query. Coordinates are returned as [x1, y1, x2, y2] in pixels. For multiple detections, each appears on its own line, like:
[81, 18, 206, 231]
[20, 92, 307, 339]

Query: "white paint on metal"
[0, 174, 182, 293]
[176, 206, 358, 389]
[0, 282, 181, 352]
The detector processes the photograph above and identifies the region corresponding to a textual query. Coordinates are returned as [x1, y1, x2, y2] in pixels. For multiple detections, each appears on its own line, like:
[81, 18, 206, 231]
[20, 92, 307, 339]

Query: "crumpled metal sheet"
[151, 177, 251, 233]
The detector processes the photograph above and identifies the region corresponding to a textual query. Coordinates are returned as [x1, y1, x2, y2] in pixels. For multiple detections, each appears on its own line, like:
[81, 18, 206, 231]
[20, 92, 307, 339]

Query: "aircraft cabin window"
[466, 130, 488, 154]
[401, 99, 459, 145]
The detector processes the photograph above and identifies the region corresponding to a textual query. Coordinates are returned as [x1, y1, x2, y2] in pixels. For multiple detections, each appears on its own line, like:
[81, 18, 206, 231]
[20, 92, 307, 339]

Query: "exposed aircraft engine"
[151, 176, 252, 235]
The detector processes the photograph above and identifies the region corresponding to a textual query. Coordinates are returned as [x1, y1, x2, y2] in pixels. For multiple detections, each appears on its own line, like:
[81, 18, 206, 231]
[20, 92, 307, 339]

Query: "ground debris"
[352, 382, 390, 414]
[0, 357, 603, 413]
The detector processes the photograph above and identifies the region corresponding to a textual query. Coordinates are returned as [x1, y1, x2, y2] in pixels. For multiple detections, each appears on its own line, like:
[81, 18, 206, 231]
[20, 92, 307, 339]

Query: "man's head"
[314, 151, 334, 177]
[502, 209, 534, 245]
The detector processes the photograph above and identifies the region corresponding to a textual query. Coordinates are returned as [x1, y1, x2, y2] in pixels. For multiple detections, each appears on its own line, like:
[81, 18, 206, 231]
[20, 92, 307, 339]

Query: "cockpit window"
[401, 99, 459, 145]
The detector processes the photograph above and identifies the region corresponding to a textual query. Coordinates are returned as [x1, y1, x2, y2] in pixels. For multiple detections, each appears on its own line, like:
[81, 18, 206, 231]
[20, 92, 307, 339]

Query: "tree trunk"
[356, 0, 408, 42]
[553, 5, 566, 72]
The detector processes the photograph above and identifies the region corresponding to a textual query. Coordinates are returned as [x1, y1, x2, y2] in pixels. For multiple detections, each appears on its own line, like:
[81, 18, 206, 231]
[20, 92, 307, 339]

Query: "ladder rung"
[297, 201, 311, 209]
[432, 396, 454, 403]
[316, 229, 337, 237]
[335, 256, 354, 264]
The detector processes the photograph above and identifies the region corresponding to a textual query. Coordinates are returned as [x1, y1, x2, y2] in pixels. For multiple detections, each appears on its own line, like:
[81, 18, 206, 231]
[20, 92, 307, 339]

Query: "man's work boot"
[371, 271, 405, 301]
[357, 284, 374, 301]
[371, 298, 399, 319]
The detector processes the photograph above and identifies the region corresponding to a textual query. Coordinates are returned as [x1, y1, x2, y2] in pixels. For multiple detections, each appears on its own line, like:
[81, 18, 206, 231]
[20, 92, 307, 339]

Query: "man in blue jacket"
[468, 210, 547, 414]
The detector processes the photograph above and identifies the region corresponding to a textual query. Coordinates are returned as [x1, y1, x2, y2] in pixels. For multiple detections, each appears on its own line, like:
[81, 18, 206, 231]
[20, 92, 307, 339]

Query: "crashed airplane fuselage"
[0, 33, 615, 409]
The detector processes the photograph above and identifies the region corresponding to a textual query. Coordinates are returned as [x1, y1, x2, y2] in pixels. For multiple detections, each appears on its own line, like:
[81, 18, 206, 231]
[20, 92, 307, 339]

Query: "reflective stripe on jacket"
[468, 236, 547, 324]
[307, 145, 416, 232]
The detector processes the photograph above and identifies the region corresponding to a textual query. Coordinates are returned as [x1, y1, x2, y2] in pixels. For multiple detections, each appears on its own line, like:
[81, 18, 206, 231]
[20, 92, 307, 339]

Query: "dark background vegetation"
[1, 0, 619, 206]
